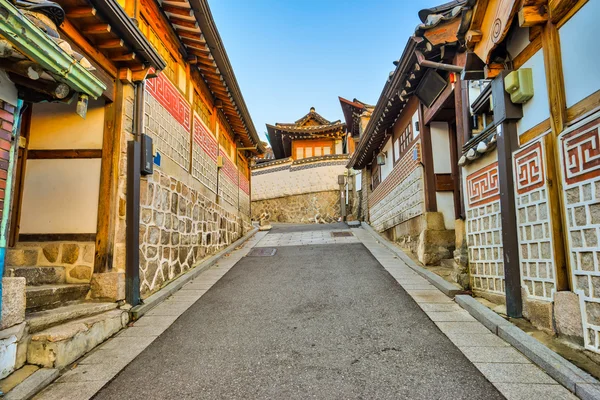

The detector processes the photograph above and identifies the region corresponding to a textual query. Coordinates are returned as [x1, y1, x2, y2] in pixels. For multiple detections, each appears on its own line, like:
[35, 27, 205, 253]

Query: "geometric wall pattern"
[513, 138, 556, 301]
[559, 111, 600, 353]
[466, 162, 505, 294]
[192, 113, 218, 192]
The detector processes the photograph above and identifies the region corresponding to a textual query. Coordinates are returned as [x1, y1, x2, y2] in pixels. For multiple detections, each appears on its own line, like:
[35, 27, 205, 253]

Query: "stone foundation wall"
[252, 190, 340, 223]
[6, 242, 95, 284]
[139, 169, 248, 298]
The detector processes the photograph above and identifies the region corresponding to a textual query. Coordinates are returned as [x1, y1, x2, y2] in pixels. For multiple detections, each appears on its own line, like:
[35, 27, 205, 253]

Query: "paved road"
[95, 225, 503, 399]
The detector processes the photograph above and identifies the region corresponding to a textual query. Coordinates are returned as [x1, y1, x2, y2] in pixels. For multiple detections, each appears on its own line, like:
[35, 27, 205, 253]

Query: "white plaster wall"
[412, 111, 420, 139]
[430, 122, 452, 173]
[0, 71, 17, 106]
[251, 160, 346, 201]
[29, 99, 105, 150]
[560, 0, 600, 108]
[355, 170, 362, 191]
[335, 140, 343, 154]
[516, 50, 550, 135]
[380, 138, 394, 181]
[436, 192, 456, 229]
[20, 159, 101, 233]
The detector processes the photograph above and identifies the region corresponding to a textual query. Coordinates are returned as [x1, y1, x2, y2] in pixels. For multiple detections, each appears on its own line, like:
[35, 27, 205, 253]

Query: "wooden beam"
[176, 30, 205, 41]
[484, 63, 505, 78]
[513, 34, 542, 69]
[518, 5, 548, 26]
[566, 88, 600, 123]
[66, 7, 97, 18]
[418, 104, 437, 212]
[474, 0, 520, 63]
[181, 38, 207, 49]
[82, 24, 111, 34]
[118, 68, 132, 84]
[27, 149, 102, 159]
[162, 4, 193, 17]
[97, 39, 125, 50]
[59, 20, 117, 78]
[110, 53, 136, 62]
[541, 21, 566, 134]
[169, 17, 199, 30]
[548, 0, 579, 23]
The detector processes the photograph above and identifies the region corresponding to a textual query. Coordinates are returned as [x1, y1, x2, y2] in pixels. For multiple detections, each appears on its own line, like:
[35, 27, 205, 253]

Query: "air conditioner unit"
[376, 152, 386, 166]
[217, 155, 224, 168]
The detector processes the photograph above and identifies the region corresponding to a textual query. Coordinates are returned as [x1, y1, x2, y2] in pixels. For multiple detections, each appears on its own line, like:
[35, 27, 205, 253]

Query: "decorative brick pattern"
[139, 170, 247, 297]
[145, 84, 191, 169]
[467, 162, 500, 207]
[467, 200, 505, 294]
[146, 73, 190, 130]
[369, 142, 421, 208]
[513, 139, 556, 301]
[370, 167, 424, 232]
[191, 114, 217, 192]
[559, 111, 600, 353]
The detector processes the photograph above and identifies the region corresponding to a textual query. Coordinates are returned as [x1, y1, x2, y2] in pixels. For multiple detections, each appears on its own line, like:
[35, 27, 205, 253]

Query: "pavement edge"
[360, 222, 462, 297]
[359, 221, 600, 400]
[130, 227, 258, 320]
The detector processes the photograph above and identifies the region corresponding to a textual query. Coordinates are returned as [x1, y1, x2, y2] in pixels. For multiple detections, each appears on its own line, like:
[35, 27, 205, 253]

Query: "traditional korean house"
[251, 107, 351, 223]
[348, 1, 474, 271]
[453, 0, 600, 354]
[339, 97, 374, 220]
[0, 0, 263, 386]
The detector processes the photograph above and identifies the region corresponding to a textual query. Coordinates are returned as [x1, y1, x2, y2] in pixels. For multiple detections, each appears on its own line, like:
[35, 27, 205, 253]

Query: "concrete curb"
[4, 368, 59, 400]
[130, 227, 258, 320]
[360, 222, 462, 297]
[456, 294, 600, 400]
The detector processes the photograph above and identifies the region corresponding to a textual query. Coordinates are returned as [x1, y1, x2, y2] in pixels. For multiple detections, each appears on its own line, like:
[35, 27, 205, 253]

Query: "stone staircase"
[3, 264, 128, 372]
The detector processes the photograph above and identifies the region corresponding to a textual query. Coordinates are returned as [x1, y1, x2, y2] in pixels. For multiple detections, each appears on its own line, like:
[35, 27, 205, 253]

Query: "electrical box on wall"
[217, 155, 224, 168]
[504, 68, 534, 104]
[140, 134, 153, 175]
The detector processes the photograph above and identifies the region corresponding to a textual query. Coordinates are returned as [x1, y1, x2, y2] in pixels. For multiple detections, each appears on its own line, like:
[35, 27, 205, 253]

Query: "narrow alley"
[32, 224, 573, 399]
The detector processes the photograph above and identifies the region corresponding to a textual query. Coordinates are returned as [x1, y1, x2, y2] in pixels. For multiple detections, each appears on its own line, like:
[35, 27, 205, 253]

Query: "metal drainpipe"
[0, 100, 23, 321]
[126, 81, 144, 307]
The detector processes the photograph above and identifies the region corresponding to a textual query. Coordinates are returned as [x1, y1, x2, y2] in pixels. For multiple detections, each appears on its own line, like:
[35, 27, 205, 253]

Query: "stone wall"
[252, 190, 340, 223]
[6, 242, 95, 284]
[251, 155, 348, 201]
[558, 111, 600, 353]
[369, 143, 424, 233]
[139, 169, 247, 298]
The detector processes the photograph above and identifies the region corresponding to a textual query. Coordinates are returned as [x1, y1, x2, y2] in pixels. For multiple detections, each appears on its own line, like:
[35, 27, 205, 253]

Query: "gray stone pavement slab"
[475, 363, 559, 384]
[425, 311, 477, 322]
[94, 239, 503, 400]
[445, 332, 511, 347]
[459, 346, 532, 363]
[495, 383, 578, 400]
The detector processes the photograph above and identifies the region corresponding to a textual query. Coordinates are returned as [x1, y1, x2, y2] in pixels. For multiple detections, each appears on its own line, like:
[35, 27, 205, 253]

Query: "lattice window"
[194, 90, 212, 130]
[139, 16, 178, 86]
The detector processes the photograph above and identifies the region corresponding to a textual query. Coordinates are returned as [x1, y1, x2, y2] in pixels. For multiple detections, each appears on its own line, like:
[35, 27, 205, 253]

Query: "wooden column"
[94, 79, 124, 273]
[418, 103, 437, 212]
[541, 20, 570, 290]
[454, 78, 471, 219]
[492, 72, 523, 318]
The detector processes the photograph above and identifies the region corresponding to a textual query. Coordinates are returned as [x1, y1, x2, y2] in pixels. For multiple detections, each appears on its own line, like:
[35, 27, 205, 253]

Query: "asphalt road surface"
[94, 226, 503, 399]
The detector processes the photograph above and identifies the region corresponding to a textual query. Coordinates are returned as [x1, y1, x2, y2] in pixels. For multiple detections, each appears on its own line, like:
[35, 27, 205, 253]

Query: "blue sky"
[209, 0, 440, 143]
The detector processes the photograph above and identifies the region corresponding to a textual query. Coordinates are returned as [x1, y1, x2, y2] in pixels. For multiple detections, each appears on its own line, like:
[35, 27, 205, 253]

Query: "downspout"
[0, 100, 23, 320]
[126, 81, 144, 307]
[415, 51, 463, 73]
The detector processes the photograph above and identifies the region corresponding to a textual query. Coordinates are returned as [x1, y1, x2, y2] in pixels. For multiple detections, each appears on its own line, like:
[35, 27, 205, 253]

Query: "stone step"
[440, 258, 458, 270]
[26, 302, 118, 333]
[26, 284, 90, 313]
[27, 309, 128, 369]
[5, 266, 65, 286]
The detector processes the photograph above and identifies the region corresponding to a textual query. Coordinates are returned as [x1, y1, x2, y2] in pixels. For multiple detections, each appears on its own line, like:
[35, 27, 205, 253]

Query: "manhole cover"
[331, 231, 354, 238]
[247, 248, 277, 257]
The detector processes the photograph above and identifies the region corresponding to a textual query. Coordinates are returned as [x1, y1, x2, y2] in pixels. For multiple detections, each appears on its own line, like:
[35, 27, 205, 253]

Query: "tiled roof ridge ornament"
[15, 0, 65, 38]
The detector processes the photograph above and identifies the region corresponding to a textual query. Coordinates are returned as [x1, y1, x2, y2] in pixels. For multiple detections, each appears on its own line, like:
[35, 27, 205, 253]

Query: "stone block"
[1, 277, 26, 330]
[3, 368, 59, 400]
[424, 212, 446, 231]
[554, 291, 584, 342]
[0, 335, 18, 379]
[5, 266, 65, 286]
[82, 244, 95, 264]
[42, 244, 59, 263]
[522, 288, 555, 335]
[61, 244, 80, 264]
[90, 272, 125, 301]
[6, 249, 39, 267]
[66, 265, 93, 283]
[27, 310, 127, 369]
[417, 229, 455, 265]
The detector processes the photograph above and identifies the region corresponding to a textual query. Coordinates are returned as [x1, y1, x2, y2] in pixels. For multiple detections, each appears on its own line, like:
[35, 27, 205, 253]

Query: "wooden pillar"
[94, 80, 124, 273]
[418, 103, 437, 212]
[541, 20, 570, 291]
[492, 72, 523, 318]
[454, 78, 471, 219]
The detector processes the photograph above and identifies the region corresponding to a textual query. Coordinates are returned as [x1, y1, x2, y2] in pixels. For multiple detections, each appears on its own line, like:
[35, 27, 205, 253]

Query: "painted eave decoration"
[339, 96, 374, 138]
[0, 0, 106, 98]
[347, 0, 475, 170]
[160, 0, 264, 154]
